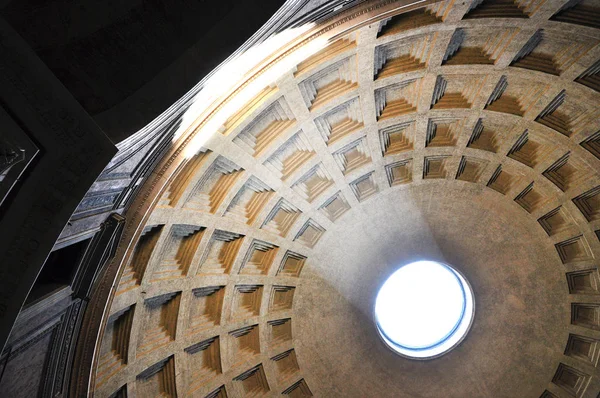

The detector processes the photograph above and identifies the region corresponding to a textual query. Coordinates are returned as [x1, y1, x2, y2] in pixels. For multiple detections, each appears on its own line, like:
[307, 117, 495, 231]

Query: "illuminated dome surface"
[375, 261, 474, 359]
[81, 0, 600, 396]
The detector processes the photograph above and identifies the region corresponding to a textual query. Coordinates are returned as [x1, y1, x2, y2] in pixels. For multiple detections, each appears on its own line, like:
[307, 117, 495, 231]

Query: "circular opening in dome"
[374, 260, 475, 359]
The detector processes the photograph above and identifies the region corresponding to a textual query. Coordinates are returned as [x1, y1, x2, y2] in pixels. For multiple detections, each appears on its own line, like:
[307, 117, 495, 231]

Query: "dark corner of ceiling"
[0, 0, 286, 143]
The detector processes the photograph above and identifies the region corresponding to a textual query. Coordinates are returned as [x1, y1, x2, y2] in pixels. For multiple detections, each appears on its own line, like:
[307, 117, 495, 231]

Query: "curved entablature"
[84, 0, 600, 396]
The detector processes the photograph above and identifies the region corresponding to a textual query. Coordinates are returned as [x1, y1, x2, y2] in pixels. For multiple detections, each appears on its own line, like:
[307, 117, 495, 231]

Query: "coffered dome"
[86, 0, 600, 396]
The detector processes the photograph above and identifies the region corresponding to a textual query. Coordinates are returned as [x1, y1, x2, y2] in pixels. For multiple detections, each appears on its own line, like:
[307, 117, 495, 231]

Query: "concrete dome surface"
[2, 0, 597, 397]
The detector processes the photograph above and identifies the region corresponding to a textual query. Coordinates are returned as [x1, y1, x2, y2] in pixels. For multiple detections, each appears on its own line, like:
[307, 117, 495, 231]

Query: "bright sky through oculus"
[374, 261, 474, 359]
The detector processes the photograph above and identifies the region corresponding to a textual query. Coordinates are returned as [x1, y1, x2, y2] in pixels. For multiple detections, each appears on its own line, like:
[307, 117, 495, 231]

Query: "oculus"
[374, 260, 475, 359]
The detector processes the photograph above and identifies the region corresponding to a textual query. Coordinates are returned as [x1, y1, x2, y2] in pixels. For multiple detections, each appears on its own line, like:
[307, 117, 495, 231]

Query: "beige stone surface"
[89, 0, 600, 396]
[296, 182, 568, 397]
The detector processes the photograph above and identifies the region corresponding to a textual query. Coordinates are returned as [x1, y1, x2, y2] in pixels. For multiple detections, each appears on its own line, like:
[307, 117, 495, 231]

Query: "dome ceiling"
[297, 184, 567, 397]
[89, 0, 600, 396]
